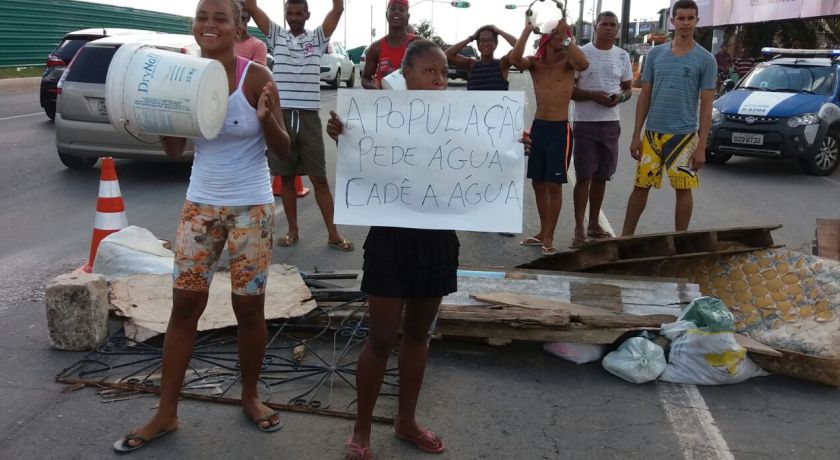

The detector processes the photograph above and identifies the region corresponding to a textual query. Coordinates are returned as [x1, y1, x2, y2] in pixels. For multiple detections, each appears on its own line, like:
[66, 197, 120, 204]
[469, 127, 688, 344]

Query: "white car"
[320, 42, 356, 89]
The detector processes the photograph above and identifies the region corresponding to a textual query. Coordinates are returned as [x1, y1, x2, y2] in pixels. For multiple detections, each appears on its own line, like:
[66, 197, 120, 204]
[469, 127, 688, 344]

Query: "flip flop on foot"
[395, 428, 446, 454]
[113, 429, 175, 453]
[586, 229, 612, 239]
[328, 239, 354, 252]
[277, 234, 299, 247]
[519, 236, 543, 247]
[541, 245, 556, 255]
[345, 438, 372, 460]
[247, 411, 283, 433]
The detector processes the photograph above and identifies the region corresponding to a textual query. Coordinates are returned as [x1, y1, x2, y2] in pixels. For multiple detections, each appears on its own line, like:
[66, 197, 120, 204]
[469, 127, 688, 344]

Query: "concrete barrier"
[0, 76, 40, 93]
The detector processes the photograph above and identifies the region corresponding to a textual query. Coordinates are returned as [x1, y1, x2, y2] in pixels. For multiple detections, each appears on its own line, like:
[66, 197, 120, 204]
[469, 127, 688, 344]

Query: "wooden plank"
[735, 334, 783, 357]
[438, 304, 570, 328]
[816, 218, 840, 261]
[674, 232, 718, 254]
[435, 323, 635, 344]
[585, 246, 783, 271]
[518, 226, 781, 273]
[617, 235, 676, 260]
[716, 227, 777, 248]
[471, 292, 677, 328]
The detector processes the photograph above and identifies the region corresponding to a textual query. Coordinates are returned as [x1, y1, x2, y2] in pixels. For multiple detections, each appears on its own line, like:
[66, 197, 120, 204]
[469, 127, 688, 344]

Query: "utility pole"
[619, 0, 630, 46]
[577, 0, 584, 40]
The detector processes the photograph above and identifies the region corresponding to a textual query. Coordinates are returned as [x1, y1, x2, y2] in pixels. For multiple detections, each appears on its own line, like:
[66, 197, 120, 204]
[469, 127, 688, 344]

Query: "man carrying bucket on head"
[509, 11, 589, 256]
[245, 0, 354, 251]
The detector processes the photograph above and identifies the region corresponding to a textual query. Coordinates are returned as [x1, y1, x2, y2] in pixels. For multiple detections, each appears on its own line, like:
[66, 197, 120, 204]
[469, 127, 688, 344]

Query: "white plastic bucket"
[381, 69, 406, 90]
[106, 43, 228, 140]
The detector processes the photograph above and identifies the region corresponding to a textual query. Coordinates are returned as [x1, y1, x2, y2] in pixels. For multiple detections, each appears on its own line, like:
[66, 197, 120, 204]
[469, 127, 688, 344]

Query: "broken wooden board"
[750, 348, 840, 387]
[110, 265, 317, 341]
[471, 292, 677, 328]
[308, 303, 636, 344]
[517, 225, 781, 273]
[438, 304, 570, 329]
[735, 334, 783, 357]
[816, 219, 840, 261]
[446, 267, 699, 317]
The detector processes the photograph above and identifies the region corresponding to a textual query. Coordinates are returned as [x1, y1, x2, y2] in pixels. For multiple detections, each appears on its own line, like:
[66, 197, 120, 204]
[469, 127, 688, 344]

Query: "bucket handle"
[123, 120, 162, 144]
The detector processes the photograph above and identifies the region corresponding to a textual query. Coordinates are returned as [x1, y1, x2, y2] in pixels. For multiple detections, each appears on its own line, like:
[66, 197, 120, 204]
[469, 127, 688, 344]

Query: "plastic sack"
[659, 321, 767, 385]
[601, 337, 667, 384]
[543, 342, 606, 364]
[679, 296, 735, 332]
[92, 226, 174, 281]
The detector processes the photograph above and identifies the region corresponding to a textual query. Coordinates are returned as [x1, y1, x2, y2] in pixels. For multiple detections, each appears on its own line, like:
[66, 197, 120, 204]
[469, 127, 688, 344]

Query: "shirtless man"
[510, 16, 588, 255]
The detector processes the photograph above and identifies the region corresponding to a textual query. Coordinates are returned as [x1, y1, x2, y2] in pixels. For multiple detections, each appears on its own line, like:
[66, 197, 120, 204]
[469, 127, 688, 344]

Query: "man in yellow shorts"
[621, 0, 716, 236]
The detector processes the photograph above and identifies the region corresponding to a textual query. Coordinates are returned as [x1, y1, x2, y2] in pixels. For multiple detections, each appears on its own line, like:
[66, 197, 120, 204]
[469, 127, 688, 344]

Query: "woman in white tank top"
[113, 0, 290, 452]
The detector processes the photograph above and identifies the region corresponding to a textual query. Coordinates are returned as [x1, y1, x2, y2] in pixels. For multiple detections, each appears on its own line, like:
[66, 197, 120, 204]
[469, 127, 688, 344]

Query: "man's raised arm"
[243, 0, 272, 36]
[321, 0, 345, 38]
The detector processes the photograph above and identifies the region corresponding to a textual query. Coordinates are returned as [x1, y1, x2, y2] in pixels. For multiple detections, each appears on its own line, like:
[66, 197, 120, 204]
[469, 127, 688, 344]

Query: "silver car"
[55, 33, 200, 169]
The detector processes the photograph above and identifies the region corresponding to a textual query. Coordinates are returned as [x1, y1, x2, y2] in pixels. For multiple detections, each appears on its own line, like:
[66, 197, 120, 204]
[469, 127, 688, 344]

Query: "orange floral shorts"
[173, 201, 275, 295]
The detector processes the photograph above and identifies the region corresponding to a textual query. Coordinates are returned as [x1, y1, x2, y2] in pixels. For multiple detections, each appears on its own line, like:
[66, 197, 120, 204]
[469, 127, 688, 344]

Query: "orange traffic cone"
[272, 176, 310, 198]
[82, 157, 128, 273]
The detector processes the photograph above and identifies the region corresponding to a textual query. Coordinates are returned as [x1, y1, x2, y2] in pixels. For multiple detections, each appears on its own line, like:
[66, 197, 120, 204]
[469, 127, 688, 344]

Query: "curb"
[0, 77, 40, 93]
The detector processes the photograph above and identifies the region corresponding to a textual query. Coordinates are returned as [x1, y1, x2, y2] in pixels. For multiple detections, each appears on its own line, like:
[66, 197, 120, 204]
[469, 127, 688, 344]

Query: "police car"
[707, 48, 840, 176]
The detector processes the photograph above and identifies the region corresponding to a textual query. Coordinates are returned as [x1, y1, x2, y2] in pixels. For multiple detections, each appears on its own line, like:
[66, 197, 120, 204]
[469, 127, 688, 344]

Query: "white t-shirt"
[267, 21, 329, 110]
[573, 43, 633, 122]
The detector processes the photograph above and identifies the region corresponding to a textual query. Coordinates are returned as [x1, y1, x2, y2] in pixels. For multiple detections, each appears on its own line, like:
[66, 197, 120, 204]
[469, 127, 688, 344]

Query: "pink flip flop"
[395, 428, 446, 454]
[345, 438, 371, 460]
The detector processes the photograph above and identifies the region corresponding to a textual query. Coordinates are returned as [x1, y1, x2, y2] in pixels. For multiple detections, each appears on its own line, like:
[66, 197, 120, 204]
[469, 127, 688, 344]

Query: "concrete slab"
[0, 77, 39, 93]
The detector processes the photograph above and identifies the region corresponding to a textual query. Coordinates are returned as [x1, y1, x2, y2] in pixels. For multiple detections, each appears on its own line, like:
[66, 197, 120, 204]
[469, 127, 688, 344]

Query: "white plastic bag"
[660, 321, 767, 385]
[543, 342, 606, 364]
[92, 226, 174, 280]
[602, 337, 667, 384]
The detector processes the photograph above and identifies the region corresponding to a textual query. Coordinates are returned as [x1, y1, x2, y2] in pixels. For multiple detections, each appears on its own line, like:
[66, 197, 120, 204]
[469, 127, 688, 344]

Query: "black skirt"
[361, 226, 459, 299]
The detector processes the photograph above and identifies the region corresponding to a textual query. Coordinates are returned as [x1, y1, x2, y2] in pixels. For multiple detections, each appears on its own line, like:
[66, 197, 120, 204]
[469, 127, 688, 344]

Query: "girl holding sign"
[330, 39, 452, 460]
[328, 39, 531, 460]
[113, 0, 290, 452]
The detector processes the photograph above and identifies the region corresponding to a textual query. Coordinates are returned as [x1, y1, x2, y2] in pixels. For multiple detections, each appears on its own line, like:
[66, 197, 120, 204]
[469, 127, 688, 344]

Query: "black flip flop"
[112, 429, 174, 453]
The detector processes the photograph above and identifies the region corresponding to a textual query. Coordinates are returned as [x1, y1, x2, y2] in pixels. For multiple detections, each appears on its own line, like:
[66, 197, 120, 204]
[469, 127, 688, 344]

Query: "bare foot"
[586, 225, 612, 239]
[241, 396, 280, 429]
[124, 413, 179, 448]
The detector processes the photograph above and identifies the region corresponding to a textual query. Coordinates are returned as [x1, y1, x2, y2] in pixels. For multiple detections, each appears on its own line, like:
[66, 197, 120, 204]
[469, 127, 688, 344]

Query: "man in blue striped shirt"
[621, 0, 716, 236]
[246, 0, 354, 251]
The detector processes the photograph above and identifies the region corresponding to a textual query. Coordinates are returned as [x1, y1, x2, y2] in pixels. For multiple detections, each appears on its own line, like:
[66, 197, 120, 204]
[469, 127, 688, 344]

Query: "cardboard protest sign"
[334, 90, 525, 233]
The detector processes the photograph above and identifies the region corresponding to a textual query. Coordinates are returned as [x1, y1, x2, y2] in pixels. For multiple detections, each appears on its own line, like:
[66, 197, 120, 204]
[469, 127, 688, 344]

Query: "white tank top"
[187, 59, 273, 206]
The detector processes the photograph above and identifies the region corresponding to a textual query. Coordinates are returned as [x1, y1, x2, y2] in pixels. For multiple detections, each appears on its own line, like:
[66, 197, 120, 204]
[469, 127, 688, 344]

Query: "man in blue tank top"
[621, 0, 716, 236]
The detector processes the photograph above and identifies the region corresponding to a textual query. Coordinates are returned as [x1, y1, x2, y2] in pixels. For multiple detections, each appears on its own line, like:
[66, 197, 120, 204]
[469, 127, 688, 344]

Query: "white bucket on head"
[106, 43, 228, 140]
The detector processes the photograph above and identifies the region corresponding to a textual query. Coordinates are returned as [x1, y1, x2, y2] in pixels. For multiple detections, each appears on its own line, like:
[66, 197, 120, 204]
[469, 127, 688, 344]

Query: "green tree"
[412, 19, 446, 47]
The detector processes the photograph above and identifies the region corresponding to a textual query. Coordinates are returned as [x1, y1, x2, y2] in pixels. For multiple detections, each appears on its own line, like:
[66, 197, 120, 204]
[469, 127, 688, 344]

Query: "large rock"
[45, 272, 109, 350]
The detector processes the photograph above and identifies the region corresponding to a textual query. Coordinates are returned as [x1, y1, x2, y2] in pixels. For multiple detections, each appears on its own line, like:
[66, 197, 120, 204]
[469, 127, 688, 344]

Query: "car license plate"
[95, 99, 108, 116]
[731, 132, 763, 145]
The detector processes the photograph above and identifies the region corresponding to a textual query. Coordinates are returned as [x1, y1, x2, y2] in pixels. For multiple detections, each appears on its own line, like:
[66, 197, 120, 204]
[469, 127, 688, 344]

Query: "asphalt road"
[1, 75, 839, 459]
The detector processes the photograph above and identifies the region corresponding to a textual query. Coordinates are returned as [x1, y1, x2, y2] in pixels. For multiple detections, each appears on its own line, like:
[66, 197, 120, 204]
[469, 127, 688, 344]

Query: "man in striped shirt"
[246, 0, 354, 251]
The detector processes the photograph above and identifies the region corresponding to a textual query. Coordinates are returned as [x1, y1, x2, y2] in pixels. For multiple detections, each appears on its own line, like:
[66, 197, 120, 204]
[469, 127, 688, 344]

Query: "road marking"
[0, 112, 42, 121]
[574, 171, 729, 459]
[657, 383, 734, 460]
[820, 176, 840, 188]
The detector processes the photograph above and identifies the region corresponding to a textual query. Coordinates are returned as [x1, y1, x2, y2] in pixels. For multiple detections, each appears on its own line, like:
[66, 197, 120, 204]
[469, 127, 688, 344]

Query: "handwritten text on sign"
[335, 90, 525, 233]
